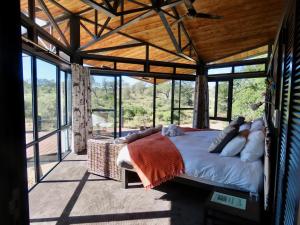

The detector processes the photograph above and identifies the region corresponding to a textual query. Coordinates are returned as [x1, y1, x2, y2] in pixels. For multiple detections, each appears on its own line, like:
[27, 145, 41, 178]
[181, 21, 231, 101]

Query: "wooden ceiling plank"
[79, 9, 155, 50]
[47, 0, 72, 15]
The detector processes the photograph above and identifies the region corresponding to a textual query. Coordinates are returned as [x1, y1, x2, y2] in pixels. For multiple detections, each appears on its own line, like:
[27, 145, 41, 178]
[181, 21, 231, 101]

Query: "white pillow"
[240, 130, 265, 162]
[250, 118, 264, 132]
[239, 122, 251, 132]
[220, 135, 247, 157]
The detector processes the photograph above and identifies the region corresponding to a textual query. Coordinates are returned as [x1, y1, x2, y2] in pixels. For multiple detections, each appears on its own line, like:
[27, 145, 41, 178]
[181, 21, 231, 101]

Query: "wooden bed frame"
[121, 116, 271, 207]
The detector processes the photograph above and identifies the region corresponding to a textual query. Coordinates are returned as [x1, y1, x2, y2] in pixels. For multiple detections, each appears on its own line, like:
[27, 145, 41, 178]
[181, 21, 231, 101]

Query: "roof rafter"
[79, 16, 196, 63]
[37, 0, 70, 47]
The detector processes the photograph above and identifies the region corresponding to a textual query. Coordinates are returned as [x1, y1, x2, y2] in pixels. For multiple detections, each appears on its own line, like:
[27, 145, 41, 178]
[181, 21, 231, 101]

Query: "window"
[90, 73, 195, 137]
[26, 146, 35, 189]
[232, 78, 265, 121]
[22, 53, 72, 191]
[38, 134, 58, 178]
[234, 64, 266, 73]
[173, 80, 195, 126]
[23, 53, 33, 144]
[122, 76, 153, 133]
[209, 82, 216, 117]
[210, 120, 228, 130]
[91, 76, 116, 138]
[60, 71, 67, 126]
[156, 80, 172, 125]
[36, 59, 57, 137]
[208, 67, 232, 75]
[217, 81, 229, 118]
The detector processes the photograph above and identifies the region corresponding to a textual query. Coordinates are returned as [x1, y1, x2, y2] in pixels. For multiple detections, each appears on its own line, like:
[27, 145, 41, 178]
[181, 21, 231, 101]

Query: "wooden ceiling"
[20, 0, 284, 65]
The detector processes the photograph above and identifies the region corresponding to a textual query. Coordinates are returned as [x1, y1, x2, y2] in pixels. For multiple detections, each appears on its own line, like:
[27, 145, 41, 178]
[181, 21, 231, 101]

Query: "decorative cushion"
[125, 133, 140, 143]
[161, 124, 184, 137]
[250, 118, 264, 132]
[240, 130, 265, 162]
[229, 116, 245, 127]
[220, 133, 247, 157]
[208, 125, 239, 153]
[239, 122, 251, 132]
[152, 124, 163, 133]
[138, 128, 153, 138]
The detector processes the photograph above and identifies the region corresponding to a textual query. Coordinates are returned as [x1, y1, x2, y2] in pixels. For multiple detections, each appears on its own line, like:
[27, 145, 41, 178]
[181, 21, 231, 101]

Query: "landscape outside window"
[90, 76, 196, 138]
[209, 63, 266, 129]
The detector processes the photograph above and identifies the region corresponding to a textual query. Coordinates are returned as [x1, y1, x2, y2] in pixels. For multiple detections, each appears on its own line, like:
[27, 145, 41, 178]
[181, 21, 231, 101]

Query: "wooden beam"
[82, 42, 144, 53]
[158, 11, 181, 52]
[37, 0, 70, 47]
[80, 0, 116, 18]
[81, 53, 197, 68]
[80, 21, 95, 38]
[97, 17, 111, 37]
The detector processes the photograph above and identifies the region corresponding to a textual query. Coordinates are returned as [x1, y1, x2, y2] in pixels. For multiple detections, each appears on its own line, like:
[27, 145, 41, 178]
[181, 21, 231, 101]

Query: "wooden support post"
[70, 15, 82, 64]
[0, 0, 29, 223]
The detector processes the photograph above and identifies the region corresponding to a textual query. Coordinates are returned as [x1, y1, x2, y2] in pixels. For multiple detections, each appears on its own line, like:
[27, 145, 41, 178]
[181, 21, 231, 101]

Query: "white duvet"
[117, 130, 263, 194]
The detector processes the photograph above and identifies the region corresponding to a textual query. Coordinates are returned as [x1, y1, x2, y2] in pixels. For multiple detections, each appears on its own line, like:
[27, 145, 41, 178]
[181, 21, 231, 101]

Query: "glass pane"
[38, 36, 56, 54]
[92, 111, 115, 138]
[37, 59, 57, 137]
[180, 110, 194, 127]
[174, 80, 180, 109]
[208, 67, 232, 75]
[209, 82, 216, 117]
[180, 81, 195, 108]
[21, 26, 28, 37]
[234, 64, 266, 73]
[39, 134, 58, 178]
[156, 80, 172, 125]
[232, 78, 265, 121]
[67, 73, 72, 124]
[90, 76, 115, 138]
[173, 110, 180, 125]
[26, 146, 36, 190]
[61, 129, 70, 159]
[23, 53, 34, 144]
[121, 76, 153, 135]
[217, 82, 229, 118]
[210, 120, 228, 130]
[60, 71, 66, 126]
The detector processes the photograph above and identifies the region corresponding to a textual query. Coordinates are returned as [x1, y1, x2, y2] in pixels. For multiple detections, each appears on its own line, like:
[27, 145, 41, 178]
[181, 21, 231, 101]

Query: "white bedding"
[117, 130, 263, 194]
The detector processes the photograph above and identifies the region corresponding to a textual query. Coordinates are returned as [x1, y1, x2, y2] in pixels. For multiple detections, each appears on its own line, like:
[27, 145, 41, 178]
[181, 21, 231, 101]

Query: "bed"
[117, 129, 264, 196]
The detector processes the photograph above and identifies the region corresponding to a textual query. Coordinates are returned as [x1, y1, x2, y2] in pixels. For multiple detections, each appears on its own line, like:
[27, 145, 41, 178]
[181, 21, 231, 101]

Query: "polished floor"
[29, 153, 208, 225]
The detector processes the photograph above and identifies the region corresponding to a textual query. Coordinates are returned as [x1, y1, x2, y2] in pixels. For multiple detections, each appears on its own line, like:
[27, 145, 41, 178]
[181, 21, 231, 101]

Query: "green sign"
[211, 192, 247, 210]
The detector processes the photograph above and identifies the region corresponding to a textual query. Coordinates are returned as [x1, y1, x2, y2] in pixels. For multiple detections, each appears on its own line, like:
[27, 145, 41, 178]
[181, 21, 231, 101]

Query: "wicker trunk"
[87, 139, 125, 181]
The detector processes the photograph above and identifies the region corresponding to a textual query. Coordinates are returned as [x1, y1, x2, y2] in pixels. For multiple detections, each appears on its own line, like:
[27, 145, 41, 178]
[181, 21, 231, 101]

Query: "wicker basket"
[87, 139, 126, 181]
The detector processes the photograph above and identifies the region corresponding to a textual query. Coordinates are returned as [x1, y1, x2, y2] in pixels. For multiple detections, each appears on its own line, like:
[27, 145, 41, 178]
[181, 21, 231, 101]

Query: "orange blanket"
[128, 127, 200, 189]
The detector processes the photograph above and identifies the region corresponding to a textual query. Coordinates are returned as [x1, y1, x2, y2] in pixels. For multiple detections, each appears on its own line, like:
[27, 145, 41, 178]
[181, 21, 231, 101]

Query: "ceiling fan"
[172, 0, 223, 25]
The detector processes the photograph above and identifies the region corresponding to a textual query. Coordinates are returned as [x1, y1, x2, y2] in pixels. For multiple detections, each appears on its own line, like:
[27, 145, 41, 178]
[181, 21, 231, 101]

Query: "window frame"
[22, 50, 72, 191]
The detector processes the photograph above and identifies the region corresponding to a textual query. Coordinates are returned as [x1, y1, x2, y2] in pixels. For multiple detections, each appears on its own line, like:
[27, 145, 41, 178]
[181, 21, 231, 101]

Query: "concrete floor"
[29, 153, 208, 225]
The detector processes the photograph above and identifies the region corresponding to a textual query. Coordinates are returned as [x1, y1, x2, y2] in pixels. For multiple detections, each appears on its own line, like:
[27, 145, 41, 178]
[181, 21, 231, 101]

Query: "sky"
[22, 53, 57, 83]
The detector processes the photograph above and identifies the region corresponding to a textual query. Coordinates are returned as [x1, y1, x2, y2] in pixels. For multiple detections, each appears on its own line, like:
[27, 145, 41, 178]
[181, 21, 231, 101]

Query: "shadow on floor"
[30, 159, 207, 225]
